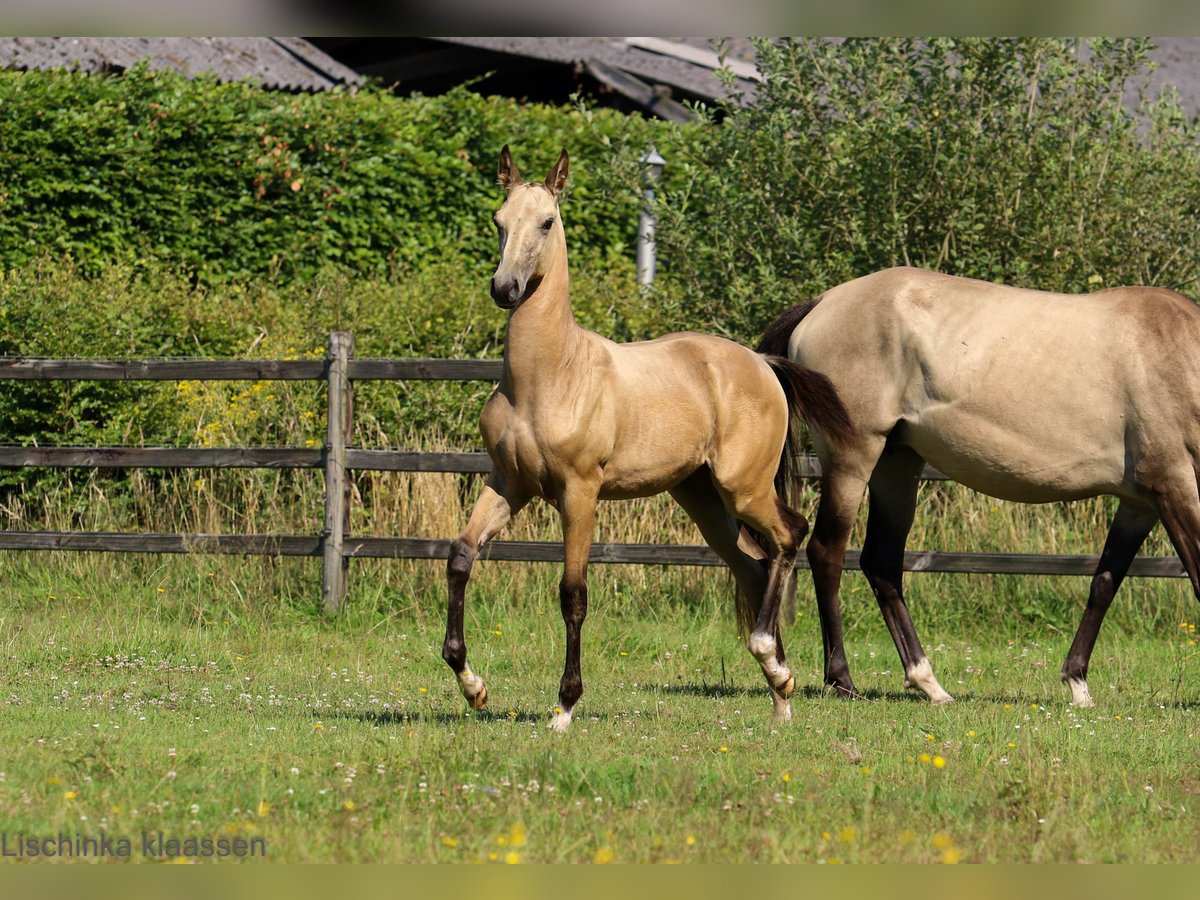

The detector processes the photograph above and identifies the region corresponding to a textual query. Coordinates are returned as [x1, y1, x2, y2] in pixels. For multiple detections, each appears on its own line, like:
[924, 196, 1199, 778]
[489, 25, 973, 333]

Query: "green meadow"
[3, 497, 1200, 864]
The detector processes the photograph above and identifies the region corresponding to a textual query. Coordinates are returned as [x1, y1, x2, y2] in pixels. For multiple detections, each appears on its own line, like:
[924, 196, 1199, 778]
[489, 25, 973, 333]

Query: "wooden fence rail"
[0, 332, 1188, 611]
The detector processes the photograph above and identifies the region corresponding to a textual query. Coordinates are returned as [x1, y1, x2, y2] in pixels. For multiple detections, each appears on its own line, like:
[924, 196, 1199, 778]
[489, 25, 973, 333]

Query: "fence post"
[322, 331, 354, 612]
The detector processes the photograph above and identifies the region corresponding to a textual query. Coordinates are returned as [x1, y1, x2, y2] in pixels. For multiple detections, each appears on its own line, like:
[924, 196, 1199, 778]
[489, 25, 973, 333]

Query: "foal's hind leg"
[670, 470, 797, 722]
[444, 474, 528, 711]
[1061, 501, 1157, 707]
[861, 446, 953, 705]
[724, 484, 809, 721]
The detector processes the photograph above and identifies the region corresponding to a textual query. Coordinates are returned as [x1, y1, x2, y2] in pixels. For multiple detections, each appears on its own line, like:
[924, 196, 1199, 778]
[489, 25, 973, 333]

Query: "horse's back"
[791, 267, 1200, 502]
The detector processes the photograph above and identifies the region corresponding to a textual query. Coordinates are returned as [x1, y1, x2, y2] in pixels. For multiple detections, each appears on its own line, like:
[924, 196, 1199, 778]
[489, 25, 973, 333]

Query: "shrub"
[625, 38, 1200, 341]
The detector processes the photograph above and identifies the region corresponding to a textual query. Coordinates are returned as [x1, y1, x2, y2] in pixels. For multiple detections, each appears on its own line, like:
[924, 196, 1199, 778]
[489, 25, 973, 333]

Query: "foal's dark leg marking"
[443, 479, 526, 711]
[751, 499, 808, 641]
[741, 498, 807, 719]
[557, 577, 588, 711]
[443, 538, 474, 673]
[549, 483, 598, 732]
[669, 471, 795, 721]
[1061, 501, 1156, 706]
[860, 446, 952, 704]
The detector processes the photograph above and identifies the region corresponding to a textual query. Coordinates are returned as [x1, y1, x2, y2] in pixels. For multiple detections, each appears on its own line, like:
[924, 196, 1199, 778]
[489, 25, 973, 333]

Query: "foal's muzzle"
[490, 275, 524, 309]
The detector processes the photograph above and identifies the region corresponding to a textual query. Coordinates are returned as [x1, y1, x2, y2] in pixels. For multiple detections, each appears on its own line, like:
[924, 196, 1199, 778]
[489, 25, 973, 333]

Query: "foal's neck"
[501, 230, 587, 389]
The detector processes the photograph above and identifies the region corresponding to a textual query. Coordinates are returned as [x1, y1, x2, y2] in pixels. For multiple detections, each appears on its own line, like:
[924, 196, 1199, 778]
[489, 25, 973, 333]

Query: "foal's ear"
[498, 144, 521, 192]
[544, 148, 569, 198]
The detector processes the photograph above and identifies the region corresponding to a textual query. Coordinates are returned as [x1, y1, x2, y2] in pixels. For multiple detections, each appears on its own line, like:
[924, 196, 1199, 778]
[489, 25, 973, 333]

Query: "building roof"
[0, 36, 363, 92]
[310, 37, 760, 122]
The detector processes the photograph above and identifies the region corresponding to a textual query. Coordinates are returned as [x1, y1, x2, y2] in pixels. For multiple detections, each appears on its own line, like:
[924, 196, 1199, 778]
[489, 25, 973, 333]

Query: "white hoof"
[1066, 677, 1095, 708]
[457, 669, 488, 710]
[547, 708, 573, 733]
[906, 658, 954, 705]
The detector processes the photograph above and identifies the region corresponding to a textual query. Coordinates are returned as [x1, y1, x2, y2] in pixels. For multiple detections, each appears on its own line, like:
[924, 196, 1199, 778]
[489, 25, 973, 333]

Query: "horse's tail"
[755, 297, 821, 358]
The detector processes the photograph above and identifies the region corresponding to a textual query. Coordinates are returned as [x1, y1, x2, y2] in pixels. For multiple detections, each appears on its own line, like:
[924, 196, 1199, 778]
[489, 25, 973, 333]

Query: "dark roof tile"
[0, 36, 362, 92]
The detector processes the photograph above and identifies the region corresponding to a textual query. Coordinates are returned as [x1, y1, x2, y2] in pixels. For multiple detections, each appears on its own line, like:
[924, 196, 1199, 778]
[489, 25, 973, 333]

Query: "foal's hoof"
[468, 685, 488, 710]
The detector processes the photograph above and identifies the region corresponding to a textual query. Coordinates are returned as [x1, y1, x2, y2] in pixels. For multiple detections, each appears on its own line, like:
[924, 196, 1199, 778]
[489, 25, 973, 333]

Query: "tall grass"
[1, 415, 1192, 648]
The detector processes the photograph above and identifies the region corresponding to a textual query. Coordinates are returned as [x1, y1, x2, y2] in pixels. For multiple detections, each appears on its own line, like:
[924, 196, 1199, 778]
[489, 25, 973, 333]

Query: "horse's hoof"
[829, 681, 858, 700]
[930, 691, 955, 706]
[469, 685, 488, 710]
[547, 709, 572, 732]
[1065, 677, 1094, 707]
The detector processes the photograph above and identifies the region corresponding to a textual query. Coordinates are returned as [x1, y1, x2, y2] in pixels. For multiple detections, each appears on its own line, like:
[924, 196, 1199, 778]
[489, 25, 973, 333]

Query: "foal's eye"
[541, 217, 554, 231]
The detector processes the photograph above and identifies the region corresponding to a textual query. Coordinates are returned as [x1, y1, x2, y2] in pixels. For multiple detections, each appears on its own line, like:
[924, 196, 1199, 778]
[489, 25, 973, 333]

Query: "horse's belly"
[898, 412, 1128, 503]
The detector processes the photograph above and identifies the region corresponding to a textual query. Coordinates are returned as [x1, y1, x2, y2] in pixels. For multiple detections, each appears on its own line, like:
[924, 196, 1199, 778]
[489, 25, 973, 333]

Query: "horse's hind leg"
[808, 465, 873, 698]
[862, 446, 953, 705]
[444, 474, 528, 711]
[1061, 501, 1157, 707]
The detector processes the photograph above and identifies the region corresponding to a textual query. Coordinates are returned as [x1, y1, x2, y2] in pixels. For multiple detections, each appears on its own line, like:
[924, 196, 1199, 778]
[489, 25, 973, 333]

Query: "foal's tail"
[761, 356, 854, 506]
[755, 296, 854, 505]
[731, 300, 855, 634]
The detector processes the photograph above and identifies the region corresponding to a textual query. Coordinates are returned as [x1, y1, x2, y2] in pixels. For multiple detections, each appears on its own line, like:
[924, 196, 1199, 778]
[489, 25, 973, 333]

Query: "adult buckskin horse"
[442, 147, 853, 731]
[758, 265, 1200, 707]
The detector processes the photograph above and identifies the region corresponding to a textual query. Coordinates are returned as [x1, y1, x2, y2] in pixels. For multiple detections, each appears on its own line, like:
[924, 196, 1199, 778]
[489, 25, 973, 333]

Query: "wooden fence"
[0, 332, 1187, 610]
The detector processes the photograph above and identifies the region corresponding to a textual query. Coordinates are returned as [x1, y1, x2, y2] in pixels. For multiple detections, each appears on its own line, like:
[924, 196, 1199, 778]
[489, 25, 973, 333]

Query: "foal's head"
[490, 145, 569, 309]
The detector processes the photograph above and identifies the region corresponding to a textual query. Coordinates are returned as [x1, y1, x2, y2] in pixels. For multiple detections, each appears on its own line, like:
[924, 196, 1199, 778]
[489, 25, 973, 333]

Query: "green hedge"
[0, 65, 664, 281]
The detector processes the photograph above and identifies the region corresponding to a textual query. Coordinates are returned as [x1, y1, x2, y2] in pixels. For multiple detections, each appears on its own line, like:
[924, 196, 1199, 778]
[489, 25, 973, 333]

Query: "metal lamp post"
[637, 146, 666, 286]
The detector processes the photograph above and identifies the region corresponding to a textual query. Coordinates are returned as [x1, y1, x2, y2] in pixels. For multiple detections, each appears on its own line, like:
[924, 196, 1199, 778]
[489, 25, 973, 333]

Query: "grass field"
[3, 548, 1200, 864]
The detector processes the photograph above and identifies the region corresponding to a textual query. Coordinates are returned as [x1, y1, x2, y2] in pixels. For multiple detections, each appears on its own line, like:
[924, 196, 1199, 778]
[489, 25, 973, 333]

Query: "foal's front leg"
[548, 482, 599, 733]
[444, 476, 527, 711]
